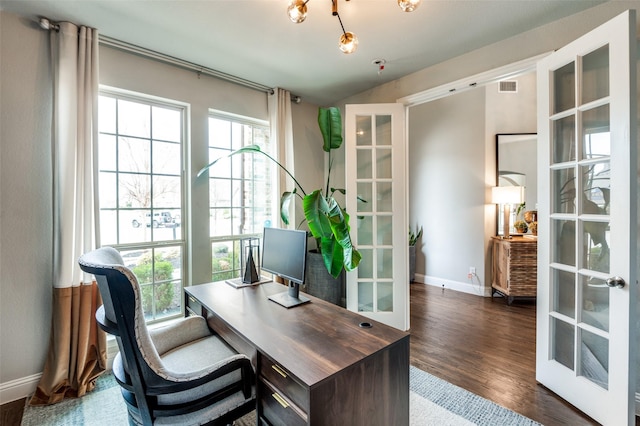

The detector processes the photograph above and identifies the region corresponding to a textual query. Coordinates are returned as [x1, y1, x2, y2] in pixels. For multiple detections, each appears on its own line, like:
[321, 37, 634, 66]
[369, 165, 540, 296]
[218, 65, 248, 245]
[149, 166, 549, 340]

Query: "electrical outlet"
[469, 267, 476, 275]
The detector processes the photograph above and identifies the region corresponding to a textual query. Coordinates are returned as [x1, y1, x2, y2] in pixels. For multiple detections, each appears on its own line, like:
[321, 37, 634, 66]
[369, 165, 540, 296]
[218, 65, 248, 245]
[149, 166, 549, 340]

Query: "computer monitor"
[261, 227, 309, 308]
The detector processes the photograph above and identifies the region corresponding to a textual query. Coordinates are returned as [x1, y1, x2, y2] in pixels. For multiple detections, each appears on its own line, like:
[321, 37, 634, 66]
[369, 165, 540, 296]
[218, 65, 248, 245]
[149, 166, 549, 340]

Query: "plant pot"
[303, 250, 345, 307]
[409, 245, 416, 283]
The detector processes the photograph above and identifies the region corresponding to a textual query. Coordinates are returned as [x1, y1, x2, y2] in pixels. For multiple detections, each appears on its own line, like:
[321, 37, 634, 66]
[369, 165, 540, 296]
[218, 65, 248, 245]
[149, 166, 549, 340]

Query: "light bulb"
[287, 0, 308, 23]
[398, 0, 421, 12]
[339, 31, 358, 54]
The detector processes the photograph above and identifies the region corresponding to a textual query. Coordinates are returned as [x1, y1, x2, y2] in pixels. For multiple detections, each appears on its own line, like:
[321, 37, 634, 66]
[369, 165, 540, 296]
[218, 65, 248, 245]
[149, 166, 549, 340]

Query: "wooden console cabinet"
[491, 236, 537, 304]
[185, 281, 409, 425]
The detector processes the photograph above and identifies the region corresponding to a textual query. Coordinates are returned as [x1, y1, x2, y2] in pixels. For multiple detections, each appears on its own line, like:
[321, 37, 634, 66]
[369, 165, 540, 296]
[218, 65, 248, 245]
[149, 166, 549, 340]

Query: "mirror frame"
[495, 133, 537, 235]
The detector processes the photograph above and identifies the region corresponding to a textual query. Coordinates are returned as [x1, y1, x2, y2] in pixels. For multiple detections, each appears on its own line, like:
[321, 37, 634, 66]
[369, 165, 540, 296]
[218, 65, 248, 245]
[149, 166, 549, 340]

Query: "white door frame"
[396, 46, 639, 417]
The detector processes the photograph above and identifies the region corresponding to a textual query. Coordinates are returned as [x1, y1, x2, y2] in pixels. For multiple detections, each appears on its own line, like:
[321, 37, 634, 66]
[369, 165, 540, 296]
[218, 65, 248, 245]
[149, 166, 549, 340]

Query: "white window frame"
[207, 110, 275, 282]
[98, 87, 188, 324]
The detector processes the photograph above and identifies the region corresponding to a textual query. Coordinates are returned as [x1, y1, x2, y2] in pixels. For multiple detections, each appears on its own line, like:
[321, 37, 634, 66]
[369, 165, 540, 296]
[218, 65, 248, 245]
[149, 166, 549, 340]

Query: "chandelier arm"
[335, 10, 347, 36]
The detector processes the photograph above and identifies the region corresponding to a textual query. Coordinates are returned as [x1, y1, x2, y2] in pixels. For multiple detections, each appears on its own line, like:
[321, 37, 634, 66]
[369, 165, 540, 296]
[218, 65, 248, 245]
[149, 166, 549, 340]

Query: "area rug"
[22, 366, 541, 425]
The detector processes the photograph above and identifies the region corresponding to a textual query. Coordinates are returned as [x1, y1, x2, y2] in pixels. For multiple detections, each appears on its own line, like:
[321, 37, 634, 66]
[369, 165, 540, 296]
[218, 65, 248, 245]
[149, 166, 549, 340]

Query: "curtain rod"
[98, 35, 274, 94]
[38, 17, 302, 102]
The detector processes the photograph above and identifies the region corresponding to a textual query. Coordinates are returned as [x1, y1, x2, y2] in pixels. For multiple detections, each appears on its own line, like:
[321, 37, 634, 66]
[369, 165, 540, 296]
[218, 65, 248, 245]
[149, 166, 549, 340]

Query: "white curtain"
[31, 22, 106, 405]
[268, 88, 296, 227]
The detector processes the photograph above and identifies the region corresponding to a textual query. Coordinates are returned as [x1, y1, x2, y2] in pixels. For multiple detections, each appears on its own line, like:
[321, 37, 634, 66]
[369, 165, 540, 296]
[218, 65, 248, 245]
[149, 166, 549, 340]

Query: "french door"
[344, 103, 409, 331]
[536, 10, 637, 425]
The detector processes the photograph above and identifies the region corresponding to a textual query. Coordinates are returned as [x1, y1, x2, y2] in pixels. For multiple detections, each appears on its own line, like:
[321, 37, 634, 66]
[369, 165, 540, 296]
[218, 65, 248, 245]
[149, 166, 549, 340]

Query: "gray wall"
[1, 11, 54, 391]
[408, 89, 486, 291]
[2, 1, 639, 404]
[0, 10, 322, 399]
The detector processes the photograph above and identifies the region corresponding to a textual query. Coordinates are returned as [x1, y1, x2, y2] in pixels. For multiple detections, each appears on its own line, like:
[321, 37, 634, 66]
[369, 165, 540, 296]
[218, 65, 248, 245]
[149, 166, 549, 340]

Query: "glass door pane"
[548, 44, 613, 388]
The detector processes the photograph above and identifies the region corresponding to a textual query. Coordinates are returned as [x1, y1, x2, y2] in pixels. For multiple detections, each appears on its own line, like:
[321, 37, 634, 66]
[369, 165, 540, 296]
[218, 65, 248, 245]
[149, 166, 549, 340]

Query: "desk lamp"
[492, 186, 524, 239]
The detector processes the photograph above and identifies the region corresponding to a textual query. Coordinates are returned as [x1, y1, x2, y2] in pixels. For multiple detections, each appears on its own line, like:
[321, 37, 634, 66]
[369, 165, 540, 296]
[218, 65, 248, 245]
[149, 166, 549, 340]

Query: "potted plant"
[409, 226, 422, 282]
[198, 107, 361, 282]
[514, 220, 528, 234]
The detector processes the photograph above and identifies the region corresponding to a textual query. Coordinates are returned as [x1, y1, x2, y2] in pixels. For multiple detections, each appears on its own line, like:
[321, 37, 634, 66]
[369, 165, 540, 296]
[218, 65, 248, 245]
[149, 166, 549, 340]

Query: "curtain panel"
[30, 22, 106, 406]
[268, 88, 295, 226]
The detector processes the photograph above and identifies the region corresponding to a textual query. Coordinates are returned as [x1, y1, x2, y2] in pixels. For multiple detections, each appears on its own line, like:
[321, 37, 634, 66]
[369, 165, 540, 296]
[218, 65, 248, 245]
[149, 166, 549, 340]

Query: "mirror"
[496, 133, 537, 235]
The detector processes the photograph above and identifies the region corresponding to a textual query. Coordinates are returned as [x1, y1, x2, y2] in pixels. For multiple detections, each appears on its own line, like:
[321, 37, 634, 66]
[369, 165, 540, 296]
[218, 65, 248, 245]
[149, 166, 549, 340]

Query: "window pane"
[552, 317, 575, 370]
[99, 96, 116, 134]
[552, 115, 576, 164]
[119, 137, 150, 173]
[581, 45, 609, 105]
[152, 106, 182, 142]
[356, 115, 371, 146]
[98, 91, 185, 324]
[582, 106, 610, 160]
[118, 99, 150, 138]
[207, 113, 274, 259]
[153, 141, 181, 175]
[553, 62, 575, 114]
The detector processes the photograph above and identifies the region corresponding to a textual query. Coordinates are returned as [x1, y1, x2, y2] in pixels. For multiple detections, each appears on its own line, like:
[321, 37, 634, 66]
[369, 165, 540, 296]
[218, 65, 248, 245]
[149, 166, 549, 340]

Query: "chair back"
[78, 247, 166, 391]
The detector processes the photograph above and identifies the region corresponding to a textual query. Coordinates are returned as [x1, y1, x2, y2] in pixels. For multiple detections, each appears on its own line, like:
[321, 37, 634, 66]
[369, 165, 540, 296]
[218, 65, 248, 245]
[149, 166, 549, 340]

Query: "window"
[208, 112, 274, 281]
[98, 90, 185, 322]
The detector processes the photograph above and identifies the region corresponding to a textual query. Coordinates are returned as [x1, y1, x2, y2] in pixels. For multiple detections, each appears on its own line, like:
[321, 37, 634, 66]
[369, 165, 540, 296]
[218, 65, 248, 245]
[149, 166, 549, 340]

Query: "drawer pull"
[271, 364, 288, 378]
[188, 296, 196, 304]
[272, 392, 289, 408]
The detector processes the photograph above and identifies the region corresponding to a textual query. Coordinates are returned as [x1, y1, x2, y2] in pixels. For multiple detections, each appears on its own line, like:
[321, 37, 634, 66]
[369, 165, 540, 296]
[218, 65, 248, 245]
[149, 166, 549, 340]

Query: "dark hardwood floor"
[409, 283, 598, 425]
[2, 284, 636, 425]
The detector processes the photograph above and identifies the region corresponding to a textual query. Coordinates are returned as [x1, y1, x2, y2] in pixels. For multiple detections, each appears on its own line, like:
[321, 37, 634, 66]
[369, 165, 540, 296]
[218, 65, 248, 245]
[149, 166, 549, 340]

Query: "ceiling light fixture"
[397, 0, 421, 13]
[287, 0, 420, 54]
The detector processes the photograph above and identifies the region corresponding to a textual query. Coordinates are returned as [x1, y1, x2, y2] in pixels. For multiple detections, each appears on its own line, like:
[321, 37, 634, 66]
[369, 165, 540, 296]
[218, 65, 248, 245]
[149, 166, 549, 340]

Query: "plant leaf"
[196, 145, 262, 178]
[197, 145, 307, 197]
[318, 107, 343, 152]
[280, 190, 295, 226]
[304, 191, 361, 277]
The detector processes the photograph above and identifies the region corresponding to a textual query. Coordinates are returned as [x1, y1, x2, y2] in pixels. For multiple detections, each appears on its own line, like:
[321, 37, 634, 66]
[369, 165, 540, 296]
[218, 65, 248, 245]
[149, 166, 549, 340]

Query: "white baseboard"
[0, 373, 41, 405]
[414, 273, 491, 297]
[0, 339, 118, 405]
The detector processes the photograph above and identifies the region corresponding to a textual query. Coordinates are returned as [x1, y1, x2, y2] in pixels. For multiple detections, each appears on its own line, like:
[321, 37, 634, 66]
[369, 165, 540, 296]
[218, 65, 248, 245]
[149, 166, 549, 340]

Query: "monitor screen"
[261, 227, 307, 285]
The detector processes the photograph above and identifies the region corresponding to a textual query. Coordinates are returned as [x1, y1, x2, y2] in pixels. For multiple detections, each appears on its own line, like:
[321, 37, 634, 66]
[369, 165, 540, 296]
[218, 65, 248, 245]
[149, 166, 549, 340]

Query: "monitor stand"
[268, 282, 310, 308]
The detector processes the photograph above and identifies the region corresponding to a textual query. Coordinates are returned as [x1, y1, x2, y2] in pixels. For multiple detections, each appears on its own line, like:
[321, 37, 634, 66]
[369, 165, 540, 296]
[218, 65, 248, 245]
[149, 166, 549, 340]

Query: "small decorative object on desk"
[514, 220, 528, 234]
[529, 221, 537, 235]
[241, 237, 260, 283]
[523, 210, 537, 224]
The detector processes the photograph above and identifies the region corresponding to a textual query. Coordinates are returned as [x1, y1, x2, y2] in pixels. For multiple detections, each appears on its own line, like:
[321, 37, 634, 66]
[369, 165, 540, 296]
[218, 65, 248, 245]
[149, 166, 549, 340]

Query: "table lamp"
[492, 186, 524, 239]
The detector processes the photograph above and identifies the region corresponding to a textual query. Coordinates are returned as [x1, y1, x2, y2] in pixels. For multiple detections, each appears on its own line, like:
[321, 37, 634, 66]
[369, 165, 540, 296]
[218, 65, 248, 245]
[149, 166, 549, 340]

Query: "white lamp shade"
[491, 186, 524, 204]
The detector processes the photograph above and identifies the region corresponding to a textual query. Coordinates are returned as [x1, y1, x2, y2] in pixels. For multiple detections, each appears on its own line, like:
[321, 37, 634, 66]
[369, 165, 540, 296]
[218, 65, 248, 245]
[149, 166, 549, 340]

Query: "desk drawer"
[185, 293, 202, 316]
[260, 354, 308, 412]
[259, 379, 306, 426]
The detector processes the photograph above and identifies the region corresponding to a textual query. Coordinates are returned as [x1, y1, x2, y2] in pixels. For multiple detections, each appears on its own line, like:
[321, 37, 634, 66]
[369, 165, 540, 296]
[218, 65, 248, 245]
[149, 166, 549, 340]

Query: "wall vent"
[498, 80, 518, 93]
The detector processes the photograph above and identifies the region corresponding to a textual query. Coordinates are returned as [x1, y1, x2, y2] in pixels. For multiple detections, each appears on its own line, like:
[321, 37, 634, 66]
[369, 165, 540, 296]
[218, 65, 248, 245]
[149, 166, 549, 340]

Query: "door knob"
[606, 276, 626, 289]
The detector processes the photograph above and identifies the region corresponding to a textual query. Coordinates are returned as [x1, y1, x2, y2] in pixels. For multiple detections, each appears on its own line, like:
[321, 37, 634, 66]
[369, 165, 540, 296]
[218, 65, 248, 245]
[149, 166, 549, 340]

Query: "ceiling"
[1, 0, 606, 105]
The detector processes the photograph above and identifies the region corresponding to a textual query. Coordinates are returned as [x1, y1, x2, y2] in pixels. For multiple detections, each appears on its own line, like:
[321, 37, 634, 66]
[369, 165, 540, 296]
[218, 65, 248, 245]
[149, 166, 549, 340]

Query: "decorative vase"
[524, 210, 537, 224]
[409, 245, 416, 283]
[303, 250, 345, 307]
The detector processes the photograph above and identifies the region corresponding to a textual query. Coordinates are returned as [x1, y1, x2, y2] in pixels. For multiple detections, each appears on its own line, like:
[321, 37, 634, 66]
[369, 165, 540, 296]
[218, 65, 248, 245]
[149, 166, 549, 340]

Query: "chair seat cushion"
[161, 333, 237, 375]
[156, 334, 244, 405]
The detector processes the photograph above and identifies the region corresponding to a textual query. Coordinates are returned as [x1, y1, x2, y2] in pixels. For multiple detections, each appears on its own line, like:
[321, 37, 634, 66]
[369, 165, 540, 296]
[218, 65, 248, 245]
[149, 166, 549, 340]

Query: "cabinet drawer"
[260, 354, 308, 412]
[185, 294, 202, 316]
[259, 379, 306, 426]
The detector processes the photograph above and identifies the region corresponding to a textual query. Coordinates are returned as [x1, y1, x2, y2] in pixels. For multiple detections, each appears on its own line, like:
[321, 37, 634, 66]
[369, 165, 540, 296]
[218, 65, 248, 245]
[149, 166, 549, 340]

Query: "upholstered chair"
[78, 246, 255, 425]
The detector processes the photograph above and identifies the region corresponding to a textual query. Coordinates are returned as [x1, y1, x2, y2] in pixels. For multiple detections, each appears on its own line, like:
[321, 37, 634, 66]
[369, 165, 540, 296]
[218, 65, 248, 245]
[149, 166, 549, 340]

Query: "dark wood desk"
[185, 281, 409, 426]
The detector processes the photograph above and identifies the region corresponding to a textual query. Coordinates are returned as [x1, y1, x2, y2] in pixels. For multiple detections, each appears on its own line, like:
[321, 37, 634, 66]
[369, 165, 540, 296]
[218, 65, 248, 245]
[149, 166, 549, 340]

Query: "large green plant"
[198, 106, 361, 278]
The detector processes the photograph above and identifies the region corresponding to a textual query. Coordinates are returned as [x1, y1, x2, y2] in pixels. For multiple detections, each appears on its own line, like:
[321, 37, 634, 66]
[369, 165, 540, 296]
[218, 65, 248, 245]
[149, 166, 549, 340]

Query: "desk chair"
[79, 247, 255, 426]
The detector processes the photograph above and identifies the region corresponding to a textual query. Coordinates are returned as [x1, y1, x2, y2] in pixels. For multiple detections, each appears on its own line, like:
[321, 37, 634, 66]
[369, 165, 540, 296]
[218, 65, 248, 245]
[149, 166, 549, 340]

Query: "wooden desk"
[185, 281, 409, 426]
